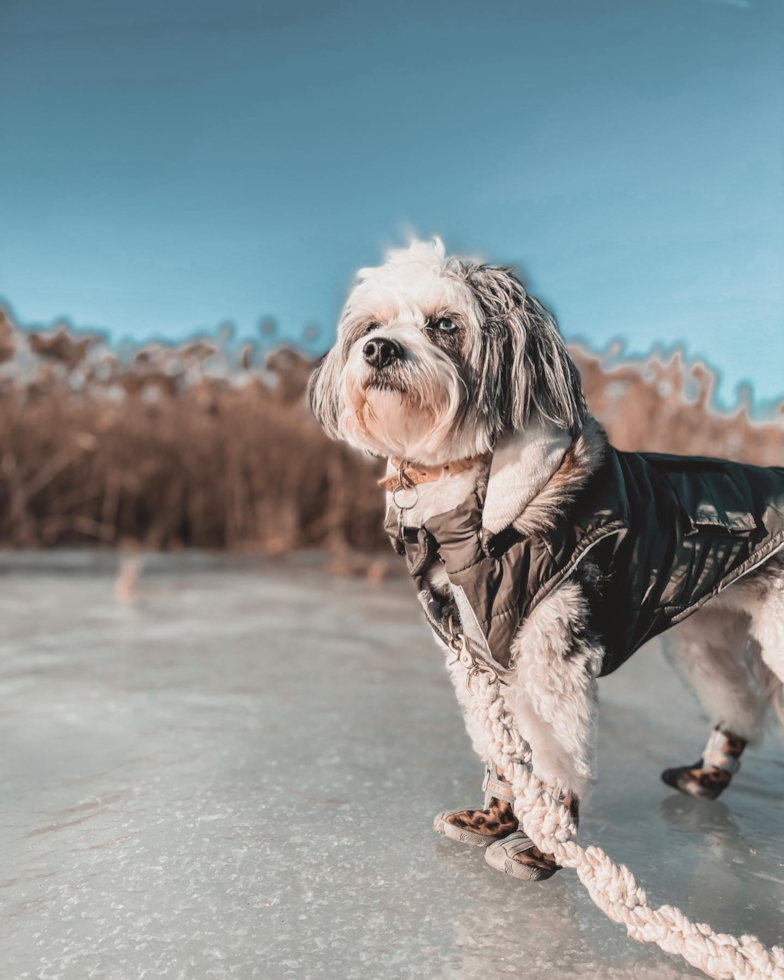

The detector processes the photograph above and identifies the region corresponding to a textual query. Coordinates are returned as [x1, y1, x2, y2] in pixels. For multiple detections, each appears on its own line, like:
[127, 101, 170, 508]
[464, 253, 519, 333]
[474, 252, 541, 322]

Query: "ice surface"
[1, 552, 782, 980]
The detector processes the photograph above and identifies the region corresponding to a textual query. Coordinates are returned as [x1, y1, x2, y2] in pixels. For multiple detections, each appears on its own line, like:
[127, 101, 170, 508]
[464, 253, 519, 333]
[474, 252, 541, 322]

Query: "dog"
[309, 238, 784, 881]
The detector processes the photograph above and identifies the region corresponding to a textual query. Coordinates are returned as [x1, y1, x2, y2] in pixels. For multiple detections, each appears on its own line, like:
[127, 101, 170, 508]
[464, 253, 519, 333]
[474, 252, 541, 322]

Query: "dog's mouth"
[363, 372, 408, 394]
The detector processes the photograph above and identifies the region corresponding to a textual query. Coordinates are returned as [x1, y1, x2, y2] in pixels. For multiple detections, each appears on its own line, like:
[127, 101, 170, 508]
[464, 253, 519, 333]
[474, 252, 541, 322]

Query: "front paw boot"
[433, 764, 519, 847]
[484, 794, 578, 881]
[661, 726, 746, 800]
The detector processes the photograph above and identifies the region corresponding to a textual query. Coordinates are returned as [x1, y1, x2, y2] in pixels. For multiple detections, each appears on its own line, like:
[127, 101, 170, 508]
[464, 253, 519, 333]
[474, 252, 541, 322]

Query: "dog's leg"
[662, 605, 761, 800]
[745, 559, 784, 729]
[432, 764, 519, 846]
[432, 646, 520, 846]
[484, 580, 602, 880]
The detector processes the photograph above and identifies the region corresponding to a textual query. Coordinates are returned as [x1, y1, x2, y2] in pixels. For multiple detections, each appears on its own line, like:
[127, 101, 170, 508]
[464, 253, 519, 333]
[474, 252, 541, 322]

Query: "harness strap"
[483, 762, 515, 805]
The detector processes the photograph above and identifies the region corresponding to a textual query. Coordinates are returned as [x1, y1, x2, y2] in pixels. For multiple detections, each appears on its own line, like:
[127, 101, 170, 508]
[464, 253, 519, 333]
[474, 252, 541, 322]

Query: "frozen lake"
[1, 553, 783, 980]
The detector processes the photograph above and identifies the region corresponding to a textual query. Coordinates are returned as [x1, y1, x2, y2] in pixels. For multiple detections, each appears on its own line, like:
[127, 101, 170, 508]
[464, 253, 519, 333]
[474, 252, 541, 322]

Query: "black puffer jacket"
[386, 448, 784, 676]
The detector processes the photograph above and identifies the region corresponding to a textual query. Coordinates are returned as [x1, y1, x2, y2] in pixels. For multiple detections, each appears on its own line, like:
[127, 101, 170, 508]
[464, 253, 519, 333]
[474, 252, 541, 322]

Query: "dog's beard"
[337, 329, 490, 464]
[343, 384, 447, 461]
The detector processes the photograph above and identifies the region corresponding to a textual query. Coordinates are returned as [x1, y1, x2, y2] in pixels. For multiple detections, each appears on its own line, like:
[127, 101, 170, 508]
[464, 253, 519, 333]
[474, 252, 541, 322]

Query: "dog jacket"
[386, 448, 784, 676]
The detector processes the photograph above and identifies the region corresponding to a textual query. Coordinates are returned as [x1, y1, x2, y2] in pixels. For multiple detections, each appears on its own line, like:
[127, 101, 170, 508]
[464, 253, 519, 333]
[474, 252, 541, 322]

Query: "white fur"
[440, 632, 495, 763]
[664, 607, 767, 744]
[688, 564, 784, 732]
[504, 582, 604, 797]
[341, 323, 469, 463]
[483, 423, 572, 535]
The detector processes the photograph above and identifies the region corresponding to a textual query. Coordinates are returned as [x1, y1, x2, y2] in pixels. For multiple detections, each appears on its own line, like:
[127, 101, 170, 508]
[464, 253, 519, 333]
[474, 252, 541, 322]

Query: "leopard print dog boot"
[484, 794, 579, 881]
[661, 726, 746, 800]
[433, 764, 519, 847]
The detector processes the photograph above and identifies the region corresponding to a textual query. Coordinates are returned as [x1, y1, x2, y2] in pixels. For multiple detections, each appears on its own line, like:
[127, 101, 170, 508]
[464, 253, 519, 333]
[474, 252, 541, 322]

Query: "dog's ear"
[308, 347, 343, 438]
[464, 264, 586, 435]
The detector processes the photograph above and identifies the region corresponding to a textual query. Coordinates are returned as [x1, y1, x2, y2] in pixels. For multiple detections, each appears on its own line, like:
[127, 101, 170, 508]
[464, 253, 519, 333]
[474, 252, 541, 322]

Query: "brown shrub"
[573, 345, 783, 465]
[0, 306, 780, 551]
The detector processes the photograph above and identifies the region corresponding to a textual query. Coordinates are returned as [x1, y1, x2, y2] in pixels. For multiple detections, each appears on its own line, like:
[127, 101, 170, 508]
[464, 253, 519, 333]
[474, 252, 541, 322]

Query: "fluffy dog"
[309, 238, 784, 881]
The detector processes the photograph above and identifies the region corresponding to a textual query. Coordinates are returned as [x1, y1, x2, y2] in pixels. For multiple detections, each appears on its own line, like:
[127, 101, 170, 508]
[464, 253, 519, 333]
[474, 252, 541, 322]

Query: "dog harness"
[386, 446, 784, 676]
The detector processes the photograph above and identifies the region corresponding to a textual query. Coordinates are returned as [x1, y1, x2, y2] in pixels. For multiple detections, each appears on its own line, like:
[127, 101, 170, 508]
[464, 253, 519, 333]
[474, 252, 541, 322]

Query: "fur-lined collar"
[383, 416, 608, 540]
[483, 416, 608, 537]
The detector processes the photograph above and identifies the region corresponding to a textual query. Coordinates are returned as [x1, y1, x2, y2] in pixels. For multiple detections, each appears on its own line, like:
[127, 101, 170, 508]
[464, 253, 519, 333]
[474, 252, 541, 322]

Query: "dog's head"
[309, 238, 586, 464]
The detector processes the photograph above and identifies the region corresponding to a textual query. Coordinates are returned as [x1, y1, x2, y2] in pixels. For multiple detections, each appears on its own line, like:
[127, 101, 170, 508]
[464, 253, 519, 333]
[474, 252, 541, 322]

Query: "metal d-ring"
[392, 481, 418, 537]
[391, 484, 418, 512]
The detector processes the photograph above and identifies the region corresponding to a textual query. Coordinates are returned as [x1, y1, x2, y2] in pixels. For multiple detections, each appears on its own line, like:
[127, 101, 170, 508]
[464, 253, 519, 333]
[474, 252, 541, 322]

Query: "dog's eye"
[364, 322, 380, 335]
[430, 317, 458, 334]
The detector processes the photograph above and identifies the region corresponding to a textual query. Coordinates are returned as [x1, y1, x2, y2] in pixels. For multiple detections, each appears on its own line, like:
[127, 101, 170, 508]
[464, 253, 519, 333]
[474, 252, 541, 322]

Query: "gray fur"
[458, 262, 587, 437]
[307, 347, 342, 439]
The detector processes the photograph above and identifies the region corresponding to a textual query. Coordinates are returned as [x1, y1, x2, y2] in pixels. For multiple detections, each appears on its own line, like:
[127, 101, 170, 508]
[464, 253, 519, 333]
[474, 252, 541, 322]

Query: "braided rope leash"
[465, 671, 784, 980]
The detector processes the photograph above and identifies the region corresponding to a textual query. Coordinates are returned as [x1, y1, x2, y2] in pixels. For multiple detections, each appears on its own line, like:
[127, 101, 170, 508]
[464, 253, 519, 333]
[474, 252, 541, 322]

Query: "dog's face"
[309, 239, 585, 464]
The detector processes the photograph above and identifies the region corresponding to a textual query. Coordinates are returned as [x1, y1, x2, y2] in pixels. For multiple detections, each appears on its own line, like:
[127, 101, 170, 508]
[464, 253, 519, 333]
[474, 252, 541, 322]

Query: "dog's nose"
[363, 336, 402, 369]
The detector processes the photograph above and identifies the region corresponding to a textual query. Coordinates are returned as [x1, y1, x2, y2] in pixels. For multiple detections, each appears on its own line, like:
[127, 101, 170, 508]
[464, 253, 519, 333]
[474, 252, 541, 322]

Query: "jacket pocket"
[649, 455, 759, 536]
[685, 500, 757, 536]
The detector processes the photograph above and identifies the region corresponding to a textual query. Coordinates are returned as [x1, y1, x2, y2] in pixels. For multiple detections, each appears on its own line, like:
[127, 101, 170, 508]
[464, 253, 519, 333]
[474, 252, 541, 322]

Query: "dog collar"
[378, 453, 490, 493]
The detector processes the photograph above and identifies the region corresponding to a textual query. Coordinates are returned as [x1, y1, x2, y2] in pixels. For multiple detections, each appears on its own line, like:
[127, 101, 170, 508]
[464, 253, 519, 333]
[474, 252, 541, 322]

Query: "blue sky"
[1, 0, 782, 408]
